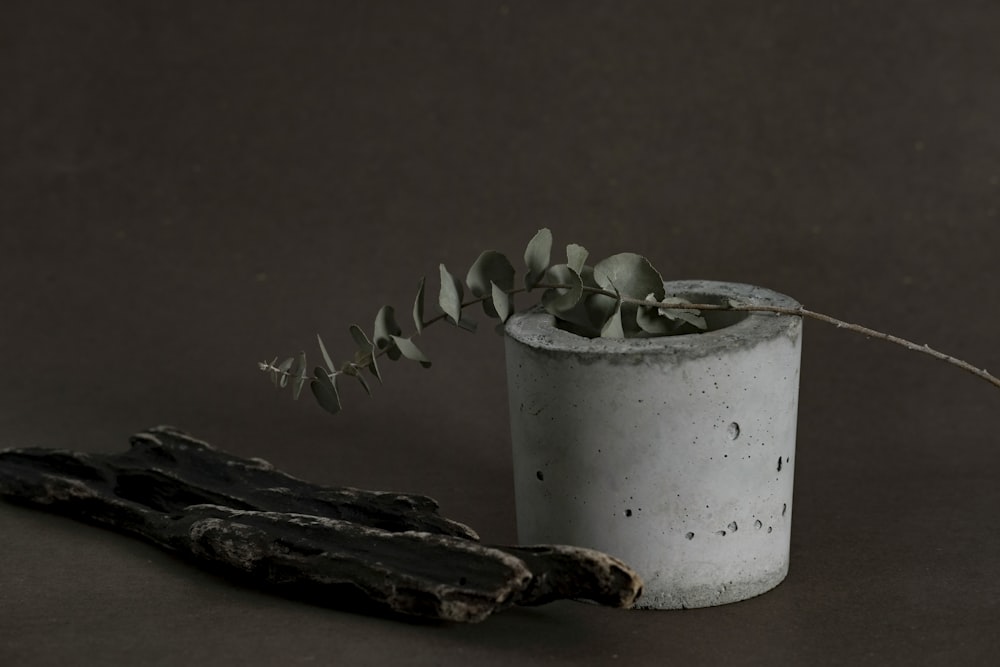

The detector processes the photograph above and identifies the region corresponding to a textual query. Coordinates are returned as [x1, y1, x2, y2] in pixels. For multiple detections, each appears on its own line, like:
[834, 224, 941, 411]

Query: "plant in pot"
[261, 228, 999, 610]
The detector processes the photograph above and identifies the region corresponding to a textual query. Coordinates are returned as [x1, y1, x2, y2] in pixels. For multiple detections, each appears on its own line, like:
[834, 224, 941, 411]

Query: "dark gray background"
[2, 2, 998, 665]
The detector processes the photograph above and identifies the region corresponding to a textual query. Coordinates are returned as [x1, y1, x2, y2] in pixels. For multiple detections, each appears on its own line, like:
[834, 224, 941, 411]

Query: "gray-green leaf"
[593, 252, 666, 302]
[466, 250, 515, 318]
[290, 351, 308, 399]
[466, 250, 515, 296]
[311, 368, 341, 415]
[276, 356, 294, 388]
[566, 243, 588, 273]
[600, 291, 626, 338]
[413, 277, 426, 334]
[636, 301, 673, 335]
[541, 264, 584, 314]
[524, 228, 552, 289]
[354, 371, 373, 396]
[491, 281, 511, 322]
[316, 334, 336, 373]
[374, 305, 402, 360]
[349, 324, 374, 354]
[438, 264, 464, 324]
[391, 335, 432, 368]
[658, 297, 708, 330]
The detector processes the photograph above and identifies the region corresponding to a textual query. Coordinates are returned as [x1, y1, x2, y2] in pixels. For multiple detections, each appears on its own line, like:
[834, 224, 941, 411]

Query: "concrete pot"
[504, 280, 802, 609]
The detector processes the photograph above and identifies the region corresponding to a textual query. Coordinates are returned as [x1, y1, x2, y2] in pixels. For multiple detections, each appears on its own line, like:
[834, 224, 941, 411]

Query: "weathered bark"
[0, 426, 642, 623]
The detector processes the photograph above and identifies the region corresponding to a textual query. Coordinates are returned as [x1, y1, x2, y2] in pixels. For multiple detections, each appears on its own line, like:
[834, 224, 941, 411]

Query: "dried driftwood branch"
[0, 426, 642, 623]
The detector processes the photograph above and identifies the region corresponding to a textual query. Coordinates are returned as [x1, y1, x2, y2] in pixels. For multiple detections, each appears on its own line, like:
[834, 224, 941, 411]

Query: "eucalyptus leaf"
[291, 351, 308, 400]
[267, 357, 279, 387]
[349, 325, 376, 370]
[541, 264, 584, 315]
[374, 305, 402, 360]
[292, 374, 307, 400]
[391, 335, 432, 368]
[349, 324, 373, 353]
[277, 356, 294, 388]
[290, 350, 307, 378]
[491, 281, 511, 322]
[662, 309, 708, 330]
[466, 251, 515, 318]
[466, 251, 515, 296]
[523, 228, 552, 289]
[457, 314, 478, 332]
[413, 277, 426, 334]
[566, 243, 589, 273]
[593, 253, 666, 301]
[368, 353, 383, 383]
[658, 297, 708, 330]
[354, 371, 373, 396]
[310, 368, 341, 415]
[636, 303, 673, 335]
[438, 264, 464, 324]
[316, 335, 336, 373]
[600, 293, 626, 338]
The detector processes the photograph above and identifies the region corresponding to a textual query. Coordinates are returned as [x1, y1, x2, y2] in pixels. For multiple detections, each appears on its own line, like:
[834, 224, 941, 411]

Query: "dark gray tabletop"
[2, 2, 999, 665]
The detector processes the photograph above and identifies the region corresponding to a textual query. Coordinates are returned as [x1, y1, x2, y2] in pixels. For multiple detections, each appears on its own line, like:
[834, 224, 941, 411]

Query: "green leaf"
[267, 357, 277, 387]
[368, 353, 383, 383]
[290, 350, 307, 376]
[345, 325, 382, 381]
[466, 250, 515, 318]
[592, 253, 666, 335]
[349, 324, 373, 352]
[310, 368, 341, 415]
[658, 297, 708, 330]
[354, 371, 373, 396]
[636, 299, 673, 335]
[524, 228, 552, 289]
[593, 253, 666, 301]
[541, 264, 584, 314]
[412, 277, 426, 334]
[391, 335, 432, 368]
[292, 374, 308, 400]
[374, 306, 402, 360]
[492, 281, 511, 322]
[317, 334, 336, 373]
[438, 264, 464, 324]
[600, 290, 626, 338]
[276, 356, 294, 388]
[466, 251, 515, 296]
[566, 243, 589, 273]
[456, 314, 478, 332]
[348, 326, 375, 368]
[291, 351, 308, 400]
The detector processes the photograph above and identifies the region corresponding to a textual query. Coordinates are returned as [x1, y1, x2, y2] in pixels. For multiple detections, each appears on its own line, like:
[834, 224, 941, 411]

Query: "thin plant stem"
[262, 282, 1000, 394]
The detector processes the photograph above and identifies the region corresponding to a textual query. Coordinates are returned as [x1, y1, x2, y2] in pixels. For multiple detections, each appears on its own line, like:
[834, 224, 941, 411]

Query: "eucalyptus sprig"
[260, 228, 1000, 415]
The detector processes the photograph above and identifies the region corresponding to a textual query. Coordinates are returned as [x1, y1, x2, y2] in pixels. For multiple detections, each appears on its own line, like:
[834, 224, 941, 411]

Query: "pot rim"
[504, 279, 802, 359]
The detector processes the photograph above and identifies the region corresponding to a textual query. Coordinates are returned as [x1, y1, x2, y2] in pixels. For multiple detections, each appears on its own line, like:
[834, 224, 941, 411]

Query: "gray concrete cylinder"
[504, 280, 802, 609]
